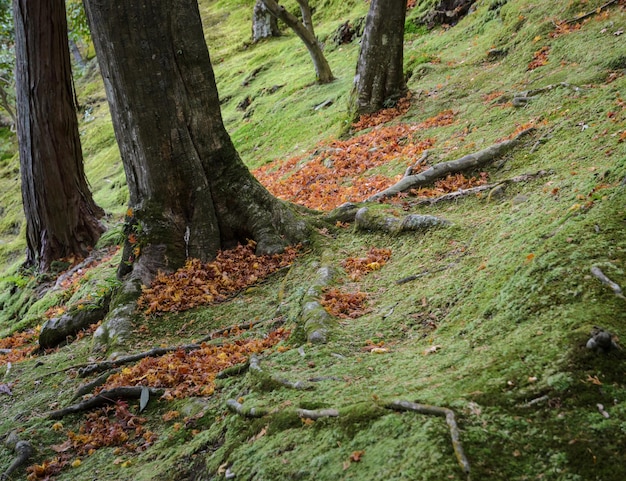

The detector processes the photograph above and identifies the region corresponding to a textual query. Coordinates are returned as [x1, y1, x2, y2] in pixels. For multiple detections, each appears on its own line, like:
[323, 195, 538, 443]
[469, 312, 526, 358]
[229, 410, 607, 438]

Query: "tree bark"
[252, 0, 280, 42]
[83, 0, 309, 284]
[12, 0, 104, 271]
[262, 0, 334, 84]
[351, 0, 408, 114]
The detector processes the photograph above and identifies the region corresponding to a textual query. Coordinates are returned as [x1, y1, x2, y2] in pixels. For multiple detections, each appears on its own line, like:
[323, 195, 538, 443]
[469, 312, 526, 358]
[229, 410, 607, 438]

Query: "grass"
[1, 0, 626, 480]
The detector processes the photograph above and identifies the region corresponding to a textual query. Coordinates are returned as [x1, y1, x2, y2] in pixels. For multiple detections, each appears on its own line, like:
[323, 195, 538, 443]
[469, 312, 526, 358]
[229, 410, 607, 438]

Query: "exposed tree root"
[564, 0, 619, 24]
[411, 170, 553, 206]
[299, 264, 339, 344]
[249, 354, 314, 390]
[1, 432, 34, 481]
[226, 398, 268, 418]
[590, 266, 625, 300]
[355, 207, 450, 233]
[225, 397, 469, 477]
[383, 400, 470, 478]
[366, 127, 535, 202]
[216, 361, 250, 379]
[512, 83, 582, 107]
[47, 317, 284, 378]
[47, 386, 166, 419]
[71, 368, 121, 400]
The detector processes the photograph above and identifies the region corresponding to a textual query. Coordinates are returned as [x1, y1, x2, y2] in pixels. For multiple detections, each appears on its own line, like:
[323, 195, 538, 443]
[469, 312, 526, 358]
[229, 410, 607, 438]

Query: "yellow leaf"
[71, 459, 82, 468]
[52, 422, 63, 432]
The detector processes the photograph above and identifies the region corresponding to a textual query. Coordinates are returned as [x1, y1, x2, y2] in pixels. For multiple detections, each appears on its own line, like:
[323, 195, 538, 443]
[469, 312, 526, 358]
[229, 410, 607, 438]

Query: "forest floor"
[1, 0, 626, 480]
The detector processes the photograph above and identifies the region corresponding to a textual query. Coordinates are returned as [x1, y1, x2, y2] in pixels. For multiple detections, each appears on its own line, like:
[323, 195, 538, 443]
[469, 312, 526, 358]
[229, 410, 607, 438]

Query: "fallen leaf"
[350, 450, 365, 462]
[423, 345, 442, 355]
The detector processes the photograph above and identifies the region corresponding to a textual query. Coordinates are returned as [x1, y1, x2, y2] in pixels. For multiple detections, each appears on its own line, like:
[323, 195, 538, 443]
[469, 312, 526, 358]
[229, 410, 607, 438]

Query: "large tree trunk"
[262, 0, 334, 84]
[252, 0, 280, 42]
[13, 0, 104, 271]
[83, 0, 309, 284]
[351, 0, 408, 114]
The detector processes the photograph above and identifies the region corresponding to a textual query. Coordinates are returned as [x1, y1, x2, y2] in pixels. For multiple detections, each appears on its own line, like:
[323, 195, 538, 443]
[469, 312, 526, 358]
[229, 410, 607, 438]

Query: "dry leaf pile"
[351, 92, 413, 131]
[0, 327, 40, 365]
[138, 242, 299, 315]
[527, 45, 550, 70]
[341, 247, 392, 280]
[407, 171, 490, 198]
[254, 111, 458, 211]
[321, 288, 369, 319]
[28, 401, 156, 480]
[100, 328, 290, 399]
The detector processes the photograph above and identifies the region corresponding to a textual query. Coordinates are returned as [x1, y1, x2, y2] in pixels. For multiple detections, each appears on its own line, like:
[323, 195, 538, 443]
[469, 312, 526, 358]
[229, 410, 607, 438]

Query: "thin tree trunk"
[252, 0, 280, 42]
[13, 0, 104, 271]
[262, 0, 333, 84]
[83, 0, 308, 284]
[296, 0, 315, 36]
[351, 0, 407, 114]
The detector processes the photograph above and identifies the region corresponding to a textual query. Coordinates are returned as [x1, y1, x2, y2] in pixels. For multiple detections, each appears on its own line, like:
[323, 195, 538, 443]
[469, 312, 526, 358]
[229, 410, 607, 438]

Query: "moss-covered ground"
[1, 0, 625, 479]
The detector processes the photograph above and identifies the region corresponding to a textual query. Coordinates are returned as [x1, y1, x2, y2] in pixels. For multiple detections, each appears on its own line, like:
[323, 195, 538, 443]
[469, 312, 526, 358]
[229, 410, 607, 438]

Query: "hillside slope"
[1, 0, 625, 480]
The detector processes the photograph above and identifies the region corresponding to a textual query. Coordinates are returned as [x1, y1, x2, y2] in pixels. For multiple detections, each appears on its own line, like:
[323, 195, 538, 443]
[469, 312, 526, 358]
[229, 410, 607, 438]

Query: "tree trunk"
[83, 0, 309, 284]
[252, 0, 280, 42]
[12, 0, 104, 271]
[351, 0, 408, 114]
[262, 0, 334, 84]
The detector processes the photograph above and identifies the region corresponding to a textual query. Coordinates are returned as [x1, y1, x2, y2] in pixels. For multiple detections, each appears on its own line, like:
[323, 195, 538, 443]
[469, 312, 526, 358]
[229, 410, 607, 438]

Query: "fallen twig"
[590, 266, 625, 299]
[404, 150, 429, 177]
[48, 386, 166, 419]
[383, 399, 470, 478]
[395, 262, 457, 285]
[249, 354, 314, 390]
[366, 128, 535, 202]
[564, 0, 619, 24]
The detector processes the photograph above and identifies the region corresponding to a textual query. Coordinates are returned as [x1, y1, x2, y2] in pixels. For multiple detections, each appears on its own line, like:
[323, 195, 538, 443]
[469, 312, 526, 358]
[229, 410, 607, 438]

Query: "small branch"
[367, 128, 535, 202]
[383, 400, 470, 478]
[249, 354, 314, 390]
[590, 266, 625, 300]
[395, 262, 458, 285]
[47, 386, 166, 419]
[564, 0, 618, 24]
[404, 150, 430, 177]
